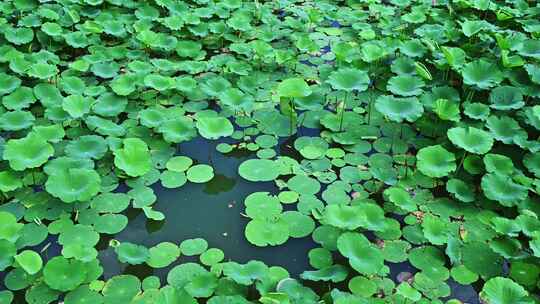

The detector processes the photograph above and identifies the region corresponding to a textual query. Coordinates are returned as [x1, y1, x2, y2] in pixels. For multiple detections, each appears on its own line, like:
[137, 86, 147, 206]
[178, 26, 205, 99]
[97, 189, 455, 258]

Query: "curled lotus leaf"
[462, 60, 503, 89]
[327, 68, 370, 92]
[113, 138, 152, 177]
[480, 277, 531, 304]
[3, 134, 54, 171]
[45, 168, 101, 203]
[447, 126, 494, 154]
[196, 116, 234, 140]
[375, 95, 424, 122]
[416, 145, 456, 178]
[337, 232, 384, 275]
[277, 78, 312, 98]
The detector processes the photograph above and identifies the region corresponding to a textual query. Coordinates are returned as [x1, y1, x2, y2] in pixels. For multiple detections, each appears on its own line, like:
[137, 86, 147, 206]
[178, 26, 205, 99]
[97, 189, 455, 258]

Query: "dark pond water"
[100, 135, 319, 280]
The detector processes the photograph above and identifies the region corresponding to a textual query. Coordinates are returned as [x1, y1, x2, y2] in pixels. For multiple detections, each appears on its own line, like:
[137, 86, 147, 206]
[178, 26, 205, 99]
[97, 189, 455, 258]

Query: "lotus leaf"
[180, 238, 208, 256]
[114, 138, 152, 177]
[14, 250, 42, 275]
[3, 134, 54, 171]
[45, 168, 101, 203]
[480, 277, 531, 304]
[416, 145, 456, 177]
[337, 232, 384, 275]
[447, 126, 494, 154]
[277, 78, 312, 98]
[238, 159, 279, 182]
[481, 173, 528, 206]
[186, 164, 214, 183]
[327, 68, 370, 92]
[462, 60, 503, 89]
[116, 242, 150, 265]
[387, 75, 425, 96]
[196, 116, 234, 140]
[245, 218, 289, 247]
[43, 257, 87, 292]
[375, 95, 424, 122]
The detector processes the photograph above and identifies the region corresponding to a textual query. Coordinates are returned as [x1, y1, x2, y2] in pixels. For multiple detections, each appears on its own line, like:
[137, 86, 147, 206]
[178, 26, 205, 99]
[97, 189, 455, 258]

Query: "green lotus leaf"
[0, 73, 21, 95]
[386, 75, 425, 96]
[2, 87, 36, 110]
[287, 175, 320, 195]
[462, 60, 503, 89]
[91, 193, 130, 214]
[481, 173, 528, 206]
[91, 62, 119, 79]
[62, 244, 98, 262]
[0, 171, 22, 192]
[337, 232, 384, 275]
[277, 78, 312, 98]
[446, 178, 475, 202]
[294, 136, 329, 160]
[41, 22, 63, 36]
[300, 265, 348, 283]
[524, 64, 540, 84]
[486, 115, 527, 144]
[480, 277, 531, 304]
[45, 168, 101, 203]
[375, 95, 424, 122]
[165, 156, 193, 173]
[238, 159, 280, 182]
[0, 291, 13, 304]
[144, 74, 175, 91]
[93, 92, 128, 117]
[180, 238, 208, 256]
[186, 164, 214, 183]
[0, 110, 35, 131]
[14, 250, 42, 275]
[196, 116, 234, 140]
[244, 192, 282, 220]
[160, 170, 187, 188]
[65, 135, 108, 159]
[200, 248, 224, 266]
[517, 39, 540, 59]
[218, 88, 254, 111]
[0, 239, 16, 271]
[221, 260, 269, 286]
[114, 138, 152, 177]
[524, 152, 540, 177]
[94, 214, 128, 234]
[434, 98, 460, 122]
[281, 211, 315, 238]
[327, 68, 370, 92]
[463, 241, 503, 278]
[167, 263, 208, 289]
[25, 282, 60, 304]
[64, 31, 90, 48]
[348, 276, 377, 297]
[64, 286, 103, 304]
[60, 76, 86, 95]
[489, 86, 524, 110]
[322, 204, 384, 231]
[0, 211, 23, 242]
[63, 95, 93, 118]
[450, 265, 479, 285]
[5, 27, 34, 45]
[185, 272, 218, 298]
[147, 242, 181, 268]
[484, 154, 514, 175]
[115, 242, 149, 265]
[416, 145, 456, 178]
[59, 224, 99, 248]
[461, 19, 492, 37]
[158, 117, 197, 143]
[464, 102, 490, 120]
[308, 248, 333, 269]
[102, 275, 141, 303]
[245, 218, 289, 247]
[447, 126, 494, 154]
[110, 74, 138, 96]
[43, 256, 87, 292]
[27, 62, 58, 79]
[383, 187, 417, 211]
[3, 134, 54, 171]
